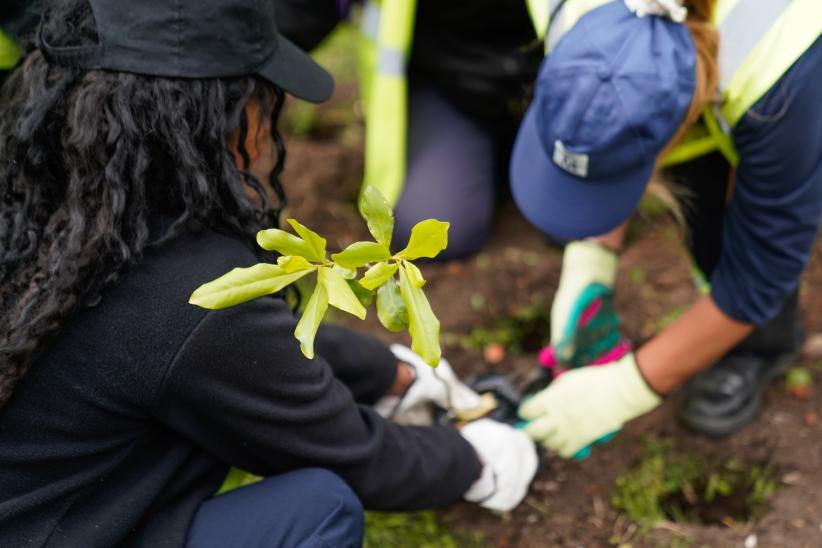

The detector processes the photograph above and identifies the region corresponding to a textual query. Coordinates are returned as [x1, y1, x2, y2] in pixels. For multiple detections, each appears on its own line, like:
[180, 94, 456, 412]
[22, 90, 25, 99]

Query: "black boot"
[678, 291, 803, 437]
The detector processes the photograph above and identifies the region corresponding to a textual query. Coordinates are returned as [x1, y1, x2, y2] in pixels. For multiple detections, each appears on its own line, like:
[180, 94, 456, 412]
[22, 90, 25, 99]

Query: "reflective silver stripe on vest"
[718, 0, 791, 88]
[378, 47, 405, 76]
[361, 1, 380, 41]
[546, 0, 568, 51]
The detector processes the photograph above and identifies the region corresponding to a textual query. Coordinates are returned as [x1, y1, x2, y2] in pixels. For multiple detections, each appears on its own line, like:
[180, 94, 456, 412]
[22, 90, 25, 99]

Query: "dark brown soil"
[281, 99, 822, 547]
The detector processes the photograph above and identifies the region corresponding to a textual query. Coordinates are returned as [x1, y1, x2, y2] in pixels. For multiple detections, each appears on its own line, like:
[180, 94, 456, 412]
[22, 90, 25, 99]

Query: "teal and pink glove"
[524, 241, 635, 458]
[549, 240, 622, 369]
[519, 352, 661, 458]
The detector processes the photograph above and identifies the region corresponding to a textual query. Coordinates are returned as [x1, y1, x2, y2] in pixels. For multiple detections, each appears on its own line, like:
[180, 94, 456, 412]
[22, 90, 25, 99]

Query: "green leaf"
[376, 277, 409, 333]
[399, 263, 441, 366]
[257, 229, 315, 259]
[347, 279, 375, 307]
[359, 185, 394, 247]
[331, 241, 391, 269]
[403, 260, 426, 288]
[287, 219, 327, 262]
[190, 263, 314, 310]
[277, 255, 314, 273]
[359, 261, 399, 291]
[396, 219, 449, 260]
[319, 266, 366, 320]
[332, 264, 357, 280]
[295, 283, 328, 359]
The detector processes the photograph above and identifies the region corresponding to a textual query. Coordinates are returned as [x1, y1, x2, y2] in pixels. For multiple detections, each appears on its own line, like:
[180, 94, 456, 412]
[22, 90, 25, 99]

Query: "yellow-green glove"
[551, 241, 619, 365]
[519, 352, 661, 458]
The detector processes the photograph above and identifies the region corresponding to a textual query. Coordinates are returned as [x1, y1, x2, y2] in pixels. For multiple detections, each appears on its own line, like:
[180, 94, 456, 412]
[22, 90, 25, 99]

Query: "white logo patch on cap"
[553, 140, 589, 178]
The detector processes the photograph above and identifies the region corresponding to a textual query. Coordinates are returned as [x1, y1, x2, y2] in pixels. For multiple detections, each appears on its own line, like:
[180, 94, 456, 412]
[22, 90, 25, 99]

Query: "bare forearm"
[636, 294, 754, 394]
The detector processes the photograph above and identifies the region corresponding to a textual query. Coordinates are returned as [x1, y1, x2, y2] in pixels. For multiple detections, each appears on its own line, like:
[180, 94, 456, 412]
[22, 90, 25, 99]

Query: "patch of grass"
[627, 266, 647, 285]
[462, 302, 551, 355]
[364, 511, 484, 548]
[612, 439, 777, 527]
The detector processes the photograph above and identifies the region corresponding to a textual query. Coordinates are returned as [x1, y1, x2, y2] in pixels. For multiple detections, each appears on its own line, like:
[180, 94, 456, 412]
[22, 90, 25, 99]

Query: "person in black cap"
[512, 0, 822, 458]
[0, 0, 537, 546]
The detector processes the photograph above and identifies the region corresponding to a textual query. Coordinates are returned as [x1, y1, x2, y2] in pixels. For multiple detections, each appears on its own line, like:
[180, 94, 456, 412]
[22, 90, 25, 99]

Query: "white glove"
[551, 241, 618, 356]
[374, 345, 483, 425]
[460, 419, 538, 512]
[520, 352, 661, 458]
[624, 0, 688, 23]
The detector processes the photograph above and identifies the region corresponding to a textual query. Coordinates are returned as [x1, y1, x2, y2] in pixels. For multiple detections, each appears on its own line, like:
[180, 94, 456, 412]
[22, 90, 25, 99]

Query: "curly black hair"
[0, 0, 287, 407]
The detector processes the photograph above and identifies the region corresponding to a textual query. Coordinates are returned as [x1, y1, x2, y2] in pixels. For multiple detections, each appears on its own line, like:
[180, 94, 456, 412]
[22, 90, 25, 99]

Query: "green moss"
[627, 266, 647, 286]
[462, 303, 551, 355]
[612, 438, 776, 526]
[364, 511, 485, 548]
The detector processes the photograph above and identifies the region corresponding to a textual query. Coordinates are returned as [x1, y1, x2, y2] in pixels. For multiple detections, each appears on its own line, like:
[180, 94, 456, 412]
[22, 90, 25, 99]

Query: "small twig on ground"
[525, 496, 552, 516]
[654, 520, 694, 539]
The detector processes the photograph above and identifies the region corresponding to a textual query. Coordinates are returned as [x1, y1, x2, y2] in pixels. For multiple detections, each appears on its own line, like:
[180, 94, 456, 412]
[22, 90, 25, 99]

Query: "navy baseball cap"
[510, 1, 696, 240]
[37, 0, 333, 103]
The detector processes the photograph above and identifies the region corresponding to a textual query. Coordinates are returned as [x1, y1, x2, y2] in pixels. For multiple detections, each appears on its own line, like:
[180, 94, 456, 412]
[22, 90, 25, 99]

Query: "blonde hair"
[647, 0, 719, 227]
[665, 0, 719, 149]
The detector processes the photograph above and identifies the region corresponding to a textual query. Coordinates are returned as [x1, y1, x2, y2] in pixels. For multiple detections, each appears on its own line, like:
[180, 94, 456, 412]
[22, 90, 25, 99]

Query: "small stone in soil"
[445, 261, 467, 277]
[744, 534, 758, 548]
[541, 481, 560, 492]
[483, 343, 506, 364]
[782, 471, 802, 485]
[771, 411, 792, 425]
[802, 333, 822, 359]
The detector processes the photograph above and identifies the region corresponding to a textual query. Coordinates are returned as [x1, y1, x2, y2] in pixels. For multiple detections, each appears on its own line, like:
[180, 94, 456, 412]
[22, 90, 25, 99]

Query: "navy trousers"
[394, 84, 505, 260]
[185, 468, 364, 548]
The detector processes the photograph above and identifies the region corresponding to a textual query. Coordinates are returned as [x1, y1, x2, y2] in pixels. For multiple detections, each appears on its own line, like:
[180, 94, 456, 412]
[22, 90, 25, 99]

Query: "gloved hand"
[460, 418, 538, 512]
[550, 241, 621, 368]
[519, 352, 661, 458]
[374, 344, 484, 424]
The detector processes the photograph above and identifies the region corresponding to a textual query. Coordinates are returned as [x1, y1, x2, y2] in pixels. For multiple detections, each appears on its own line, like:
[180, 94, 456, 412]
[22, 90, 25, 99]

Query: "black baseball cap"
[36, 0, 334, 102]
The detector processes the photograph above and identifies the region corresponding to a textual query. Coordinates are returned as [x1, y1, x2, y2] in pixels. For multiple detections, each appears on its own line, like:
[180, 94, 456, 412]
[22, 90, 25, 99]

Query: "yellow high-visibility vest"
[525, 0, 822, 168]
[526, 0, 611, 49]
[358, 0, 417, 207]
[0, 29, 20, 70]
